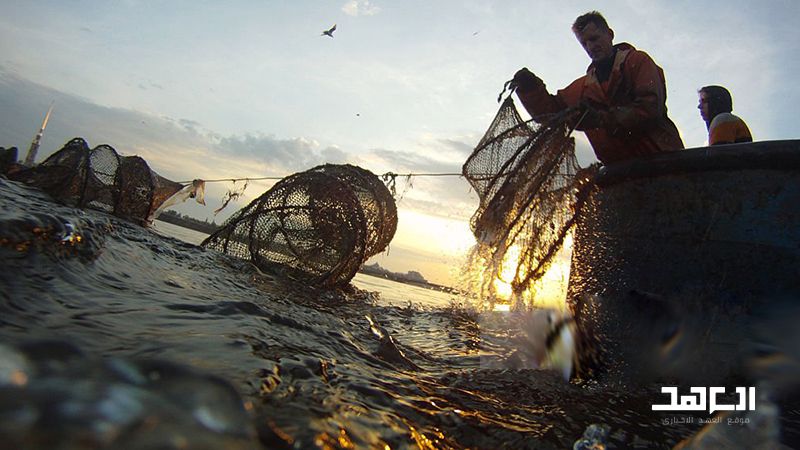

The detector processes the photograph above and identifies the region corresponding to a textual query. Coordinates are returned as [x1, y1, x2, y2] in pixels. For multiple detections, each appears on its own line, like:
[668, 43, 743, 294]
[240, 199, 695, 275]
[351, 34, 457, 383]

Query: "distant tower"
[23, 101, 54, 166]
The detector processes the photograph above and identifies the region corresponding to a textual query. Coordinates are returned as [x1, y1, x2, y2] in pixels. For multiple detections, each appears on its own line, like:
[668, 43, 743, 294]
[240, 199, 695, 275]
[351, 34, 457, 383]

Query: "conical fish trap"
[308, 164, 398, 258]
[202, 164, 397, 287]
[9, 137, 183, 225]
[462, 97, 591, 304]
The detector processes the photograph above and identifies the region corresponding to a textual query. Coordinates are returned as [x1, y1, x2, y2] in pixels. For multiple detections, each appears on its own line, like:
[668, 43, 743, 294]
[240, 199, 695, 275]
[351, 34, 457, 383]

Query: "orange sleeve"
[608, 51, 666, 129]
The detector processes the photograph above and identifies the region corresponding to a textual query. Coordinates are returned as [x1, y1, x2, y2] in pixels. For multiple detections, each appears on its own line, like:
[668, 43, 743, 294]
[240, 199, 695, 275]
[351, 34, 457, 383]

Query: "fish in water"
[512, 308, 578, 381]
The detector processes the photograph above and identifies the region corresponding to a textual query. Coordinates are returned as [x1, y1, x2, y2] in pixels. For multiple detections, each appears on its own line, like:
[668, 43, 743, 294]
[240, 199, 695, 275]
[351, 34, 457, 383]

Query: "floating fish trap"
[9, 138, 184, 225]
[202, 164, 397, 287]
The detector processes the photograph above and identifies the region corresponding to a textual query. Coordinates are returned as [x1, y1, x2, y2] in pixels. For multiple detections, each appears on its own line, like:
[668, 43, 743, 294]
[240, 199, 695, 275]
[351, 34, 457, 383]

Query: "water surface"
[0, 178, 720, 449]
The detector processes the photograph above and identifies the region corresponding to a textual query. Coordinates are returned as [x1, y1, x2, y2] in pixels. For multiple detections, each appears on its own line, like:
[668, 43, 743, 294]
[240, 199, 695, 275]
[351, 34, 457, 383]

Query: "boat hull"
[567, 140, 800, 383]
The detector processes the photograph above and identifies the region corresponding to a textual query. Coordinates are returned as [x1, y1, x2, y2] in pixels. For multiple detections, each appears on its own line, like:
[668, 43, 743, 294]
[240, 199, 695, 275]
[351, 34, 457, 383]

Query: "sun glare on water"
[492, 244, 520, 302]
[490, 235, 573, 311]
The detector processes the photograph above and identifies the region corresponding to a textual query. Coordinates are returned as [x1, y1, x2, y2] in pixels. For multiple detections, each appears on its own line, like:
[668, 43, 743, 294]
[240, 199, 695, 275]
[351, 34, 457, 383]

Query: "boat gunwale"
[595, 139, 800, 187]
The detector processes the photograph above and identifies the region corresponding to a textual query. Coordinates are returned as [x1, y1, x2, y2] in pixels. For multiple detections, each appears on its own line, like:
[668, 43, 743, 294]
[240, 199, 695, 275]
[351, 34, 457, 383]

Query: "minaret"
[23, 101, 54, 166]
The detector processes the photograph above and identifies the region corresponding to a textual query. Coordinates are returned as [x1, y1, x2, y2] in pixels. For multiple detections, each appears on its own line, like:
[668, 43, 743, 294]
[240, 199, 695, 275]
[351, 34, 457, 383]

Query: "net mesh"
[9, 137, 183, 225]
[462, 96, 595, 308]
[202, 164, 397, 288]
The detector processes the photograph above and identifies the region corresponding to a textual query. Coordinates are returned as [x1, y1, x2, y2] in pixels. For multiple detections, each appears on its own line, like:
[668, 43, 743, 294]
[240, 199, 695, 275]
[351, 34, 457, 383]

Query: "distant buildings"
[24, 102, 54, 166]
[361, 262, 428, 284]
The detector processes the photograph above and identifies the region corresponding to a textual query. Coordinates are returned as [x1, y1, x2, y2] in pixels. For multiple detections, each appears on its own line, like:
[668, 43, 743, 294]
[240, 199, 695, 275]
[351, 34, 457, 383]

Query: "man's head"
[572, 11, 615, 63]
[698, 85, 734, 126]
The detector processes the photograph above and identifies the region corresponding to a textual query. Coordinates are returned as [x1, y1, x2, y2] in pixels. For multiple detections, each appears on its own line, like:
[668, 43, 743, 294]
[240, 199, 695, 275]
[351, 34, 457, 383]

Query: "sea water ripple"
[0, 177, 710, 449]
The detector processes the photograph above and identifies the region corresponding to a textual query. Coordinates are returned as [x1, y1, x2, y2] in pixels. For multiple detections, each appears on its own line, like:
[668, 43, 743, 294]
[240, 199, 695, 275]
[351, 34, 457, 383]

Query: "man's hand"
[510, 67, 544, 91]
[575, 102, 610, 130]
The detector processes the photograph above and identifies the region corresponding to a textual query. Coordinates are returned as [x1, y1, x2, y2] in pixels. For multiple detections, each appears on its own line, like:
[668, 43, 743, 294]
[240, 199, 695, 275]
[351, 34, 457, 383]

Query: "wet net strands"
[202, 164, 397, 288]
[462, 97, 596, 307]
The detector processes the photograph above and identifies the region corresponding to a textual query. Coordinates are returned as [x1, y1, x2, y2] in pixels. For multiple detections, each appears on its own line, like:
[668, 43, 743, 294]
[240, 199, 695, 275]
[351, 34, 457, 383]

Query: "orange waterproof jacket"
[516, 43, 684, 164]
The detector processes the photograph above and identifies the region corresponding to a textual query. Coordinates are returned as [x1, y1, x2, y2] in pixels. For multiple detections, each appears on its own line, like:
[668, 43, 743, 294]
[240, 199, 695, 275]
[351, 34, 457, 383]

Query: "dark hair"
[699, 85, 733, 114]
[572, 11, 610, 33]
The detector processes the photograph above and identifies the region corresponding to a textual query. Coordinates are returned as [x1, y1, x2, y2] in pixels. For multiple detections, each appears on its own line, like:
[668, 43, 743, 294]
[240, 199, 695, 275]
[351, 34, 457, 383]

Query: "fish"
[147, 179, 206, 225]
[543, 312, 578, 381]
[513, 308, 578, 381]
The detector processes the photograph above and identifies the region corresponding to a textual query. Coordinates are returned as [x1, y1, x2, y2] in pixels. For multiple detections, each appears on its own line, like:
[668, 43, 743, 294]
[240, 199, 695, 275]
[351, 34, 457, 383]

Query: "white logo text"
[651, 386, 755, 414]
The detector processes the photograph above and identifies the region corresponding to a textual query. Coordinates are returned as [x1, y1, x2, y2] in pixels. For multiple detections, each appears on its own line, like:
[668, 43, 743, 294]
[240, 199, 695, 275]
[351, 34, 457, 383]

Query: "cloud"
[359, 146, 476, 220]
[176, 118, 203, 132]
[0, 70, 482, 286]
[136, 80, 164, 92]
[370, 149, 436, 173]
[214, 134, 337, 174]
[366, 145, 465, 175]
[320, 145, 348, 163]
[437, 138, 475, 158]
[0, 69, 481, 233]
[342, 0, 380, 17]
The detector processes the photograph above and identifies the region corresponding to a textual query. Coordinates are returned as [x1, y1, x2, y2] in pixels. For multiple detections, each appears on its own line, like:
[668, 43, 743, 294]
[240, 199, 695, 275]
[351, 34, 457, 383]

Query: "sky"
[1, 0, 798, 287]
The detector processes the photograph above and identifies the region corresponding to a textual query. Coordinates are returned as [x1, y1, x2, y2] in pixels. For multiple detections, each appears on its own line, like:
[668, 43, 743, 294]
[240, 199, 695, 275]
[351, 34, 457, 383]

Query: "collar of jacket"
[583, 42, 635, 100]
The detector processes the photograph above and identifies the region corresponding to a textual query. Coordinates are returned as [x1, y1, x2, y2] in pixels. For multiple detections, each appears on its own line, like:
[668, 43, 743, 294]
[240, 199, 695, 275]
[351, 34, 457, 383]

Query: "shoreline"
[356, 270, 460, 295]
[156, 210, 220, 235]
[155, 216, 460, 294]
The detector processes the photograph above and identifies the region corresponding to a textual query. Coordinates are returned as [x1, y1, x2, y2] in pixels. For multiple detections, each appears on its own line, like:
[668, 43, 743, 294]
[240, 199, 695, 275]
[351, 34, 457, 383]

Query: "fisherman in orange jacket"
[511, 11, 684, 164]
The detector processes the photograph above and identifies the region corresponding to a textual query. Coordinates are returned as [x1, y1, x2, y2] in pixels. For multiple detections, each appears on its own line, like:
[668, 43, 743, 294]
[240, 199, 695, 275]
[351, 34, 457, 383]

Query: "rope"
[177, 176, 284, 184]
[386, 172, 463, 177]
[178, 172, 464, 185]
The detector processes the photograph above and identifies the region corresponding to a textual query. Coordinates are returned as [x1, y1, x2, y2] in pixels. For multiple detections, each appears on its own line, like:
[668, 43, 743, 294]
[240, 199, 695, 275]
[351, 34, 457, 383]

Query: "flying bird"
[321, 24, 336, 38]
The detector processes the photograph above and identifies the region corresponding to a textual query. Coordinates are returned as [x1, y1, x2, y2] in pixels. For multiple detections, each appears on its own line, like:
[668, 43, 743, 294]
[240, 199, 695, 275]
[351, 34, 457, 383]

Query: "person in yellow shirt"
[698, 85, 753, 145]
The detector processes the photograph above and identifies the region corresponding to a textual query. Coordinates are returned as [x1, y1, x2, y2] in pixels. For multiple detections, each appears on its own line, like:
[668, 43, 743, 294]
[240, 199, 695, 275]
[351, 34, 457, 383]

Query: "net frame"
[202, 164, 397, 288]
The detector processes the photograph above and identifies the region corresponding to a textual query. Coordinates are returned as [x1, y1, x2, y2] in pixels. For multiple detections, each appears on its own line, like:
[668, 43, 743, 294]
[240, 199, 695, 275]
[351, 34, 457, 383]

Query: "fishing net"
[202, 164, 397, 288]
[8, 138, 186, 226]
[462, 96, 595, 308]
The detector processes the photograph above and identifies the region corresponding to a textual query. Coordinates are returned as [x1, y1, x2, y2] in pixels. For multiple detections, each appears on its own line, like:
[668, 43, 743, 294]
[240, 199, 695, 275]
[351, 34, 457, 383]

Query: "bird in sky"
[321, 24, 336, 38]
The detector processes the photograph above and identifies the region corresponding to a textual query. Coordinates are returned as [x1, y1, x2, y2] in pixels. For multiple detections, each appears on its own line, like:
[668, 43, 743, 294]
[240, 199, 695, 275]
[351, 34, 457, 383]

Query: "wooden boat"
[566, 140, 800, 383]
